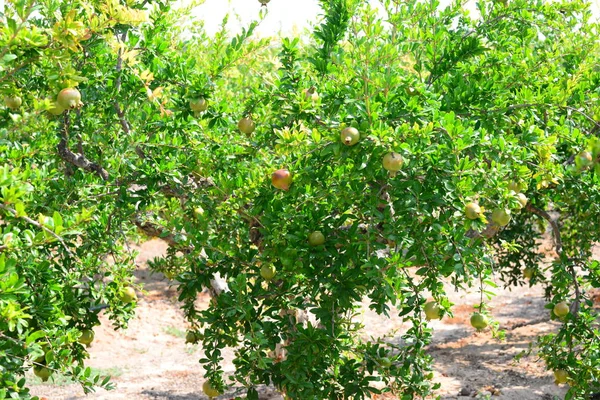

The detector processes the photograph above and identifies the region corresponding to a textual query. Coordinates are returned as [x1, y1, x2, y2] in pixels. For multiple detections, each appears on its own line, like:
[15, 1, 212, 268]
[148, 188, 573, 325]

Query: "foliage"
[1, 0, 600, 399]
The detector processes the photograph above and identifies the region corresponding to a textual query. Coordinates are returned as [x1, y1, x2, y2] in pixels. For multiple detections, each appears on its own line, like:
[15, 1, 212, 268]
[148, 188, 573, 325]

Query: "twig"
[560, 105, 600, 131]
[0, 204, 74, 256]
[0, 244, 7, 252]
[113, 31, 131, 135]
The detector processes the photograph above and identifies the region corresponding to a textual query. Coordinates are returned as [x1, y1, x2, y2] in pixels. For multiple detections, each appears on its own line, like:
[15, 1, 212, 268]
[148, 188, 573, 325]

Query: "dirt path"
[29, 239, 584, 400]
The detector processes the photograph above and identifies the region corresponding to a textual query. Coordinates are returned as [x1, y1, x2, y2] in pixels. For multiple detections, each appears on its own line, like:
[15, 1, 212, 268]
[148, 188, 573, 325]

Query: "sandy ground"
[29, 239, 588, 400]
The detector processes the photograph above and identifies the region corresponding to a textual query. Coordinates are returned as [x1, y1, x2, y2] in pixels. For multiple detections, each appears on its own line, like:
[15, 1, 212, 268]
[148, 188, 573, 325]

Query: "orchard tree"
[1, 0, 600, 399]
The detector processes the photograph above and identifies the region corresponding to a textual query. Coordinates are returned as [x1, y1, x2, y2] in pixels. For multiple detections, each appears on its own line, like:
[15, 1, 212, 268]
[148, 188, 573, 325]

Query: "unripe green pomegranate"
[4, 96, 22, 110]
[507, 181, 523, 193]
[33, 366, 52, 382]
[260, 265, 276, 281]
[464, 202, 482, 220]
[382, 152, 404, 177]
[203, 381, 221, 398]
[491, 208, 511, 227]
[57, 88, 83, 109]
[554, 369, 568, 384]
[470, 312, 488, 330]
[119, 286, 137, 303]
[553, 301, 569, 318]
[48, 101, 65, 116]
[78, 329, 95, 346]
[308, 231, 325, 246]
[340, 127, 360, 146]
[190, 98, 208, 112]
[238, 117, 255, 135]
[424, 301, 441, 320]
[514, 193, 528, 209]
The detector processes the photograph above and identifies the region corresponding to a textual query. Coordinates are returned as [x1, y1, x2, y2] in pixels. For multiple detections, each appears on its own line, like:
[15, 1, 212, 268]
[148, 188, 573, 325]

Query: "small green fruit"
[48, 101, 65, 116]
[553, 301, 569, 318]
[189, 98, 208, 112]
[424, 301, 441, 320]
[185, 331, 199, 344]
[340, 127, 360, 146]
[554, 369, 568, 384]
[119, 286, 137, 303]
[238, 117, 255, 135]
[379, 357, 392, 367]
[470, 312, 488, 330]
[464, 202, 482, 220]
[78, 329, 95, 346]
[507, 181, 523, 193]
[382, 152, 404, 175]
[194, 206, 205, 217]
[491, 208, 511, 227]
[308, 231, 325, 246]
[33, 366, 52, 382]
[260, 265, 276, 281]
[4, 96, 22, 110]
[202, 380, 222, 398]
[523, 267, 534, 279]
[515, 193, 528, 209]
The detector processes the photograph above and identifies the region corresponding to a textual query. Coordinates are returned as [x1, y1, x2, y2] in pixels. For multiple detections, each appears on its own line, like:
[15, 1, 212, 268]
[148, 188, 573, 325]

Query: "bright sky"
[192, 0, 323, 37]
[190, 0, 600, 37]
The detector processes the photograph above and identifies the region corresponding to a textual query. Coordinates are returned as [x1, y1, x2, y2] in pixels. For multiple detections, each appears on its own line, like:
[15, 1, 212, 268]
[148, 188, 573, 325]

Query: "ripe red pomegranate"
[272, 169, 292, 190]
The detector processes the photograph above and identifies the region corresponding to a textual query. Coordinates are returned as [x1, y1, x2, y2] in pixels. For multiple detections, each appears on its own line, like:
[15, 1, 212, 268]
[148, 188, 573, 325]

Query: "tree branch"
[57, 112, 109, 180]
[526, 204, 580, 315]
[132, 214, 192, 251]
[525, 204, 562, 254]
[58, 138, 109, 181]
[0, 204, 74, 256]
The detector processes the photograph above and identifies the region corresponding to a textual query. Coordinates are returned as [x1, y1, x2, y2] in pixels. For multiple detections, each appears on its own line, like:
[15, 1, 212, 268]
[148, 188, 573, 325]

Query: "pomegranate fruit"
[190, 98, 208, 112]
[382, 152, 404, 176]
[424, 301, 441, 320]
[78, 329, 95, 346]
[119, 286, 137, 303]
[308, 231, 325, 246]
[470, 312, 488, 330]
[553, 301, 569, 318]
[464, 202, 482, 220]
[271, 169, 292, 190]
[340, 127, 360, 146]
[238, 117, 255, 135]
[4, 96, 22, 110]
[203, 381, 221, 397]
[57, 88, 82, 109]
[491, 208, 511, 227]
[260, 265, 276, 281]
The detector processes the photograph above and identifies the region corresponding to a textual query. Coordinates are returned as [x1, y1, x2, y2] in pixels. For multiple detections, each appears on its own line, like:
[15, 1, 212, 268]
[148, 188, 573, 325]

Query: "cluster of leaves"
[1, 0, 600, 399]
